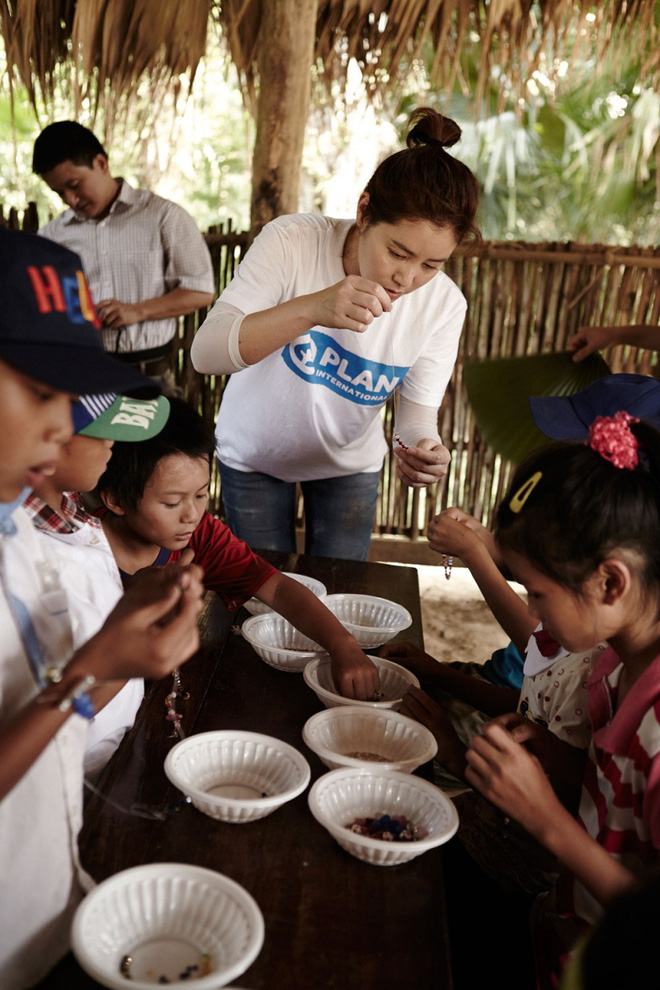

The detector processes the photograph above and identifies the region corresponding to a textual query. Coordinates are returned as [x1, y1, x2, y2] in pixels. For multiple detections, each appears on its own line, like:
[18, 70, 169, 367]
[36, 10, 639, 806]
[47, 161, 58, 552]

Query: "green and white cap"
[72, 393, 170, 441]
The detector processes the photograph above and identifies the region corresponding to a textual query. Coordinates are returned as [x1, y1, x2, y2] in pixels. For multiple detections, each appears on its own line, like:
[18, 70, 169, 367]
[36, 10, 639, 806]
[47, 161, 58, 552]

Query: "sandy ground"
[412, 564, 526, 663]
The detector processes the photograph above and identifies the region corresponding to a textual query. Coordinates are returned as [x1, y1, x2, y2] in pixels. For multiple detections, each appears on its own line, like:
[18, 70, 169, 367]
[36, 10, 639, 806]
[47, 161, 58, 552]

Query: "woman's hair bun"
[406, 107, 462, 150]
[362, 104, 479, 244]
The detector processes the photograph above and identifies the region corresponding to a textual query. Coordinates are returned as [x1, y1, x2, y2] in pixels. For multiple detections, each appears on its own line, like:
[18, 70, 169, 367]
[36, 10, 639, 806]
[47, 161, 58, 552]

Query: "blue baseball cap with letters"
[530, 373, 660, 439]
[0, 227, 160, 397]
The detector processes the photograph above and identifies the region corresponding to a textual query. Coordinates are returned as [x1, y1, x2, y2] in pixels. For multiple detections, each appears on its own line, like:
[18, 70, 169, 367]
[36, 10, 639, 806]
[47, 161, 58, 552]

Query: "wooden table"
[43, 552, 453, 989]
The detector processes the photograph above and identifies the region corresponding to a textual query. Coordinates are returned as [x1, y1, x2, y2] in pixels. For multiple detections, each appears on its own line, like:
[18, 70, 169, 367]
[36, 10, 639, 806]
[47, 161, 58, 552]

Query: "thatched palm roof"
[1, 0, 658, 116]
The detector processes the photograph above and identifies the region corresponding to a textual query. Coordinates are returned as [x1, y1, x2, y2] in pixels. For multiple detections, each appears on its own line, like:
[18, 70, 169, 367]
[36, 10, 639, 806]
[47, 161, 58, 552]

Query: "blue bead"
[73, 692, 95, 720]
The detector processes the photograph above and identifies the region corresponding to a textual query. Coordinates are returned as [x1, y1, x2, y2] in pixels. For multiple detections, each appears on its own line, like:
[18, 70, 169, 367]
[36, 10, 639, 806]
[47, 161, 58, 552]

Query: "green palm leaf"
[464, 350, 611, 463]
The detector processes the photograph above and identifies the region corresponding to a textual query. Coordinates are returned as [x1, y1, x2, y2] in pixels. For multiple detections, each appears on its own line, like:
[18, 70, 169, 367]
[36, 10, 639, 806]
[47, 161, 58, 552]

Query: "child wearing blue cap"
[23, 392, 170, 779]
[0, 228, 203, 988]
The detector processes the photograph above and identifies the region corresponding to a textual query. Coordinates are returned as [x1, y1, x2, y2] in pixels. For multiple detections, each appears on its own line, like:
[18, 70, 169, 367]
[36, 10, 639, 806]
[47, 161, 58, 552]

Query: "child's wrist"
[37, 671, 105, 720]
[529, 799, 571, 850]
[327, 632, 365, 658]
[460, 538, 491, 569]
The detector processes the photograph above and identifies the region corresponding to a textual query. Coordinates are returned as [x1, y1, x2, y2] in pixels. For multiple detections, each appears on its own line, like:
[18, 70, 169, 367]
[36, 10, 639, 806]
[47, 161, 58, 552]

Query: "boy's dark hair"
[33, 121, 108, 175]
[495, 419, 660, 595]
[362, 107, 481, 247]
[98, 398, 215, 509]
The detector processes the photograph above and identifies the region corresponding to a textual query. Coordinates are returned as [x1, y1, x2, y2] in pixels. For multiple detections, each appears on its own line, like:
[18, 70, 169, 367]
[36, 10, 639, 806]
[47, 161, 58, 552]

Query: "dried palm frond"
[0, 0, 74, 104]
[1, 0, 658, 122]
[464, 350, 611, 464]
[1, 0, 208, 118]
[216, 0, 660, 105]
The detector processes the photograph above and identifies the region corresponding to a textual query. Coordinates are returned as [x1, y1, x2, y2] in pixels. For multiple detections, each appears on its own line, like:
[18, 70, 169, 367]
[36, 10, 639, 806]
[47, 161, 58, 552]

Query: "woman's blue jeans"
[218, 461, 381, 561]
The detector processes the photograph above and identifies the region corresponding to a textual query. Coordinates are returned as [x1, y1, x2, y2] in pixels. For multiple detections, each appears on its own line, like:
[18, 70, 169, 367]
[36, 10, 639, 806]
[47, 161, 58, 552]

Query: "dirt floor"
[411, 564, 526, 662]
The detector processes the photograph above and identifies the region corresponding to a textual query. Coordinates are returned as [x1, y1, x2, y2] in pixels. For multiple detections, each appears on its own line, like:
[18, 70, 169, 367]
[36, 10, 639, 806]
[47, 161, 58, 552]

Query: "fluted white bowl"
[164, 731, 311, 823]
[322, 593, 412, 648]
[71, 862, 264, 989]
[243, 572, 327, 615]
[302, 707, 437, 773]
[308, 768, 459, 866]
[303, 656, 419, 711]
[241, 613, 328, 672]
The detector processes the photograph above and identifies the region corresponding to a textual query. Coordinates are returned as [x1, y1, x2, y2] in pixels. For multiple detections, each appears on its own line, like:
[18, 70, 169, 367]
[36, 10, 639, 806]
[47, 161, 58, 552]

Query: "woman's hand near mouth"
[306, 275, 393, 333]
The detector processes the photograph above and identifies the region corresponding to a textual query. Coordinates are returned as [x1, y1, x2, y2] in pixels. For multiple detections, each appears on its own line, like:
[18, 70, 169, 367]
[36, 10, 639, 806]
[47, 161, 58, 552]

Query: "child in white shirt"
[0, 228, 203, 988]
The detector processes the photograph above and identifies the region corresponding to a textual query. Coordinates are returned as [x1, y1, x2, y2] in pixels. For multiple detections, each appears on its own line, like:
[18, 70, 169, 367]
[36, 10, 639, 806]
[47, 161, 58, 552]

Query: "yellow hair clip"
[509, 471, 543, 514]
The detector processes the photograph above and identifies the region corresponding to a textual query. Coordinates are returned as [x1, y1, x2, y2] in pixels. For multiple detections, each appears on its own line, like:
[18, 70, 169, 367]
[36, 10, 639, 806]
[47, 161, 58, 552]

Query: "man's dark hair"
[33, 121, 108, 176]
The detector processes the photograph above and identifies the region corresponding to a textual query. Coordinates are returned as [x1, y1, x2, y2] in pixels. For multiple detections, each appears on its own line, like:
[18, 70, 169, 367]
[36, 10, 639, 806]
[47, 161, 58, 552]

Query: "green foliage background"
[1, 24, 658, 246]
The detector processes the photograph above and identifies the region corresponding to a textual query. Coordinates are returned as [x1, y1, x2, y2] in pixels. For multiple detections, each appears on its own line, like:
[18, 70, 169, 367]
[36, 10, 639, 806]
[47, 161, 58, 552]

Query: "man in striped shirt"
[33, 121, 215, 387]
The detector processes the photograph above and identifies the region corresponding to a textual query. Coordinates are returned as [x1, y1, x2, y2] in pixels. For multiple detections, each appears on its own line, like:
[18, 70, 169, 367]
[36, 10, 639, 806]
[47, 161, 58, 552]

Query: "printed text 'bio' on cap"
[72, 393, 171, 441]
[530, 373, 660, 440]
[0, 227, 160, 398]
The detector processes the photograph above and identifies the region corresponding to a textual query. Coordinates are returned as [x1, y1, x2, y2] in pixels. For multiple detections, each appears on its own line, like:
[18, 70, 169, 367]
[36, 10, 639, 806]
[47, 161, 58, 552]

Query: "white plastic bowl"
[164, 730, 311, 823]
[241, 612, 328, 672]
[308, 768, 459, 866]
[302, 707, 437, 773]
[243, 572, 327, 615]
[71, 862, 264, 989]
[303, 656, 419, 711]
[323, 593, 412, 648]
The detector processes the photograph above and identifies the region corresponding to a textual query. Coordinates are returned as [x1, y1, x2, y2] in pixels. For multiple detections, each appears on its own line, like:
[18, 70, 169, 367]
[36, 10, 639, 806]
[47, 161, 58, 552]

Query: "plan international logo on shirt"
[283, 330, 409, 406]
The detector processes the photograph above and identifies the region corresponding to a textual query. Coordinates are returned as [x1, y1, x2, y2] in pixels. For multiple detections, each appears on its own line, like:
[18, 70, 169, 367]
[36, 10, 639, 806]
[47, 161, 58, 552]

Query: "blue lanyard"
[1, 491, 71, 689]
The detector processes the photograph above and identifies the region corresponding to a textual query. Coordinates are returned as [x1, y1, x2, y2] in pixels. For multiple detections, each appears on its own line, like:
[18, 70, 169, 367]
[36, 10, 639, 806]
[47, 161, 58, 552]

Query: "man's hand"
[96, 298, 142, 328]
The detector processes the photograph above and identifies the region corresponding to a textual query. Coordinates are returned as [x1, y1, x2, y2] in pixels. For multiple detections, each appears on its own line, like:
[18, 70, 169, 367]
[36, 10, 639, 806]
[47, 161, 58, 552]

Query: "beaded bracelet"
[37, 673, 98, 720]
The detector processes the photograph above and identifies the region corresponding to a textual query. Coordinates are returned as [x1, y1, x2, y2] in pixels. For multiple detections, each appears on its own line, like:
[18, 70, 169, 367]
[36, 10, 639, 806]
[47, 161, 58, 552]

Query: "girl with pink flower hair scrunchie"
[463, 412, 660, 988]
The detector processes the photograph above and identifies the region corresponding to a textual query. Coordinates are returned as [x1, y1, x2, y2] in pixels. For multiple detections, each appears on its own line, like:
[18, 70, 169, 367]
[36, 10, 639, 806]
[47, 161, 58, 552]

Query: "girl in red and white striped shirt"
[464, 411, 660, 985]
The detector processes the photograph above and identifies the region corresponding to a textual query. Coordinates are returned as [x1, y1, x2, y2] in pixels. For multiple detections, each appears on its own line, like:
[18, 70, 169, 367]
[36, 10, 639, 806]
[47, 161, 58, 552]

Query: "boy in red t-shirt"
[97, 398, 379, 700]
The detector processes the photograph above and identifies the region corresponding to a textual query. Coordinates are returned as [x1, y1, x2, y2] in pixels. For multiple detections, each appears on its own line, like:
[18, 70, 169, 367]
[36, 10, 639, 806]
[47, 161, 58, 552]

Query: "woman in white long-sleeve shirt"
[191, 108, 480, 561]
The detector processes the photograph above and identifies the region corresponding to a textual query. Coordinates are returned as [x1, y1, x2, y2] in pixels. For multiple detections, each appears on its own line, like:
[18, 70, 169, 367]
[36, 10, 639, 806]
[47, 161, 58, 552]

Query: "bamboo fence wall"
[5, 204, 659, 547]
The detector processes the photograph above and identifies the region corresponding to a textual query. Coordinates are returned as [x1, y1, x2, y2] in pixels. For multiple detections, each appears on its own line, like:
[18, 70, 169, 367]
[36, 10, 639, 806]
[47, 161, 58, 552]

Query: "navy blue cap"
[0, 227, 160, 397]
[530, 373, 660, 439]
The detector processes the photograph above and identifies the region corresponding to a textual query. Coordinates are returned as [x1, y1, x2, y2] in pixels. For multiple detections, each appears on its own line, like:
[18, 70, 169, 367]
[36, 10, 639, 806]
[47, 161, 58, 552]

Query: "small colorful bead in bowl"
[71, 862, 264, 989]
[347, 813, 427, 841]
[308, 767, 459, 866]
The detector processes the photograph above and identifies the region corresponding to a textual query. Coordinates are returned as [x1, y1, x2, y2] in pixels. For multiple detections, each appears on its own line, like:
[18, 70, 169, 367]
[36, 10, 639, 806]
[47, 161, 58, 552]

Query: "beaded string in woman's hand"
[395, 440, 452, 578]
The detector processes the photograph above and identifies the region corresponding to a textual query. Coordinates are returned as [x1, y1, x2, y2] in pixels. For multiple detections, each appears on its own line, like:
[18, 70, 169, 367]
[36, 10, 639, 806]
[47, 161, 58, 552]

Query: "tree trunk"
[249, 0, 317, 238]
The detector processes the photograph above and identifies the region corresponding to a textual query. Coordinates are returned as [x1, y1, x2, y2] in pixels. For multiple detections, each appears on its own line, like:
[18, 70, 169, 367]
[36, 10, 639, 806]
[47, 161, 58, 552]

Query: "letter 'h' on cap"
[0, 227, 160, 398]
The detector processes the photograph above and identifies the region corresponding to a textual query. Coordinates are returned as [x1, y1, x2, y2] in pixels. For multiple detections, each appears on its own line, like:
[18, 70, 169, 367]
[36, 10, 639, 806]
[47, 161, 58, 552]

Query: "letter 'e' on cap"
[0, 227, 160, 398]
